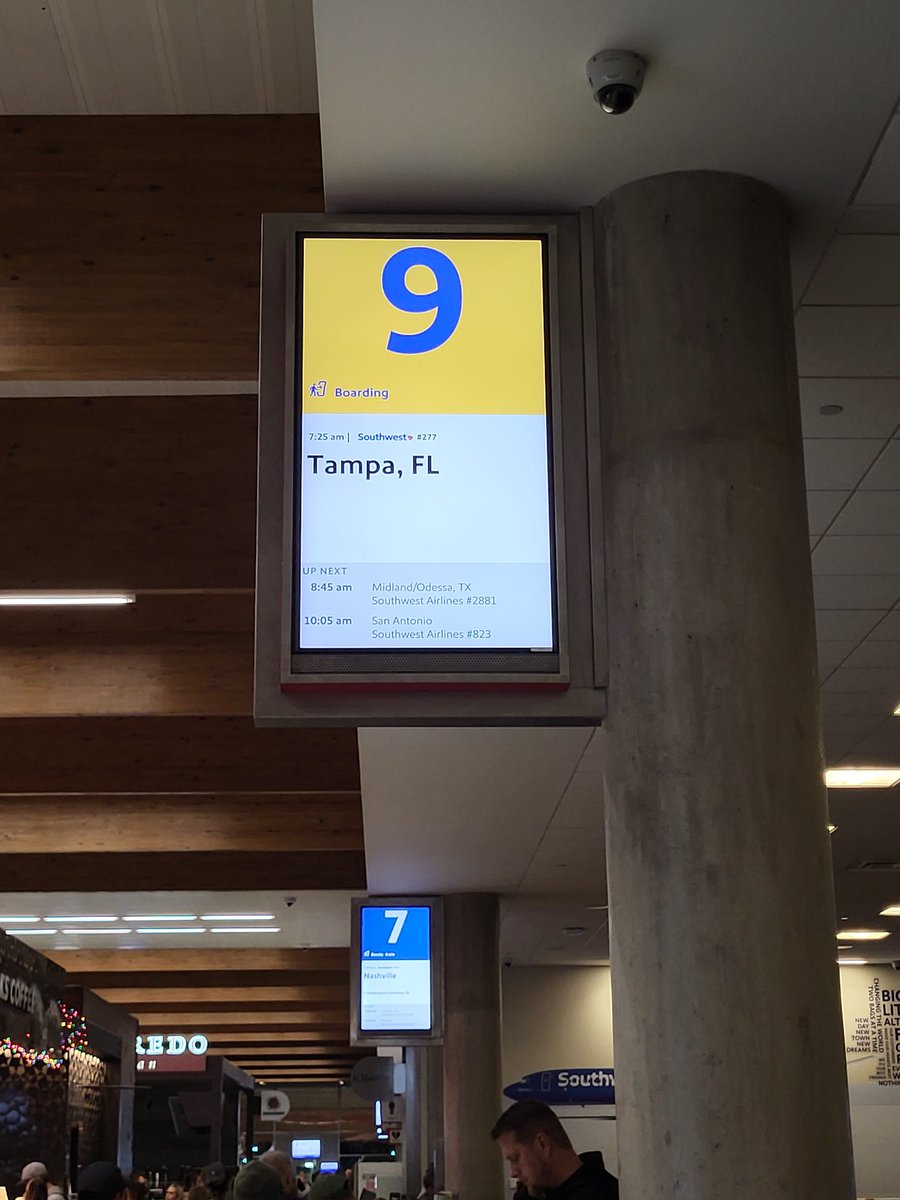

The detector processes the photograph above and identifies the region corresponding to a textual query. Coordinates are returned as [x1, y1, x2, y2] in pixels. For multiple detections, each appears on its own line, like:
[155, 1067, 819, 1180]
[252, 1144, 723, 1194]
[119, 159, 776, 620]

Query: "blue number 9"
[382, 247, 462, 354]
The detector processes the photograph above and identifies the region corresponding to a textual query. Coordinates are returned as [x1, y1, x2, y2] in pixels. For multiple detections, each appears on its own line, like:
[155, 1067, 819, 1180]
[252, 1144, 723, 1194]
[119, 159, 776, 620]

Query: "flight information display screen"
[293, 235, 556, 656]
[359, 903, 432, 1033]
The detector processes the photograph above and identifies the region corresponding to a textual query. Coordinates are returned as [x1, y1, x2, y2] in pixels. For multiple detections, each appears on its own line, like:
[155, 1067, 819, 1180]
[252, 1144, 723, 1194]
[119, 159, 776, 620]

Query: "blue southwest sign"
[503, 1068, 616, 1106]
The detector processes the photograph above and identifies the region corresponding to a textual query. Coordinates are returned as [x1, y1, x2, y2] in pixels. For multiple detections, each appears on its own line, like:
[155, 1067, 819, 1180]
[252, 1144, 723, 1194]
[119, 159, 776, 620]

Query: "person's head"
[21, 1165, 48, 1189]
[490, 1101, 581, 1194]
[259, 1152, 297, 1197]
[200, 1166, 229, 1198]
[77, 1162, 127, 1200]
[188, 1186, 211, 1200]
[164, 1185, 185, 1200]
[421, 1170, 434, 1197]
[126, 1180, 149, 1200]
[232, 1163, 283, 1200]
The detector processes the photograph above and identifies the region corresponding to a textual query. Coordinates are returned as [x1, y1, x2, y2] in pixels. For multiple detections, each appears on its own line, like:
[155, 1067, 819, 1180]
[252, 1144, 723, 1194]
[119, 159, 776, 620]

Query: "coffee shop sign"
[135, 1033, 209, 1056]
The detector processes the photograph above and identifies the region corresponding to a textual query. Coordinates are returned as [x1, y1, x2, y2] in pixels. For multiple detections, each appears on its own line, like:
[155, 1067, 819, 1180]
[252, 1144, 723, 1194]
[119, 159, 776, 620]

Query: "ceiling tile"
[855, 114, 900, 205]
[822, 713, 888, 739]
[813, 536, 900, 575]
[822, 666, 900, 694]
[795, 308, 900, 376]
[841, 640, 900, 670]
[799, 379, 900, 439]
[820, 689, 898, 715]
[840, 724, 900, 764]
[840, 205, 900, 235]
[815, 610, 884, 641]
[803, 440, 884, 490]
[823, 733, 863, 762]
[804, 235, 900, 305]
[859, 440, 900, 490]
[193, 0, 261, 113]
[91, 0, 174, 114]
[829, 492, 900, 536]
[158, 0, 212, 110]
[813, 575, 900, 609]
[817, 641, 858, 674]
[869, 611, 900, 640]
[807, 490, 851, 535]
[0, 2, 80, 112]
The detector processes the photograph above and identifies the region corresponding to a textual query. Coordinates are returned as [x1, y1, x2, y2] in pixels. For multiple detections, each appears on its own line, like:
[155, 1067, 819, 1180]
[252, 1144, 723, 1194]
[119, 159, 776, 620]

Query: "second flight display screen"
[295, 235, 556, 654]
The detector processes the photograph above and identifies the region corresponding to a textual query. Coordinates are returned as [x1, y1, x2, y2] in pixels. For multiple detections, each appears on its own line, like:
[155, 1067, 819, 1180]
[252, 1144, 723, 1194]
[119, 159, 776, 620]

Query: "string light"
[59, 1003, 89, 1054]
[0, 1038, 65, 1071]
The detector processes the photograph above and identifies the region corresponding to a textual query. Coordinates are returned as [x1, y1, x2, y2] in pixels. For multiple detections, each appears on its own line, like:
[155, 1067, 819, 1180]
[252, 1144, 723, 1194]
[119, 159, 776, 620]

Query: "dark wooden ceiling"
[0, 114, 364, 1084]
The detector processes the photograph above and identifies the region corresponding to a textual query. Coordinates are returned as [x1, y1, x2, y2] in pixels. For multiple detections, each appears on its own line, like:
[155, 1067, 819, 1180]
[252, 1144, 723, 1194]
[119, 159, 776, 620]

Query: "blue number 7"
[382, 246, 462, 355]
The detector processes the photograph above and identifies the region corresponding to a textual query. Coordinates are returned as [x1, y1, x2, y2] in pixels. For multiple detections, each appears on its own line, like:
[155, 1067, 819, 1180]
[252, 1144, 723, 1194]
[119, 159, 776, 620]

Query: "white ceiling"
[0, 0, 318, 114]
[0, 0, 898, 969]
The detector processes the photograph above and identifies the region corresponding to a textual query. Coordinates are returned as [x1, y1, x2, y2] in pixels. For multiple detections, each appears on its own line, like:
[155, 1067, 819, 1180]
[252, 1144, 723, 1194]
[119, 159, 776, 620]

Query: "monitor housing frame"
[349, 895, 445, 1048]
[255, 211, 607, 727]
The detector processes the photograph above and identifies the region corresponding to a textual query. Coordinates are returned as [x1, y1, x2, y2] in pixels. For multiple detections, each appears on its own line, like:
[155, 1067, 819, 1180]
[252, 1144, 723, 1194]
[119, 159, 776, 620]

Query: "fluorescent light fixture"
[837, 944, 854, 950]
[55, 928, 130, 935]
[0, 591, 135, 607]
[6, 928, 57, 936]
[208, 927, 281, 934]
[123, 914, 197, 922]
[0, 916, 39, 923]
[881, 906, 900, 917]
[825, 768, 900, 788]
[893, 704, 899, 717]
[838, 959, 869, 966]
[135, 927, 207, 935]
[836, 929, 890, 941]
[47, 915, 118, 923]
[199, 914, 275, 921]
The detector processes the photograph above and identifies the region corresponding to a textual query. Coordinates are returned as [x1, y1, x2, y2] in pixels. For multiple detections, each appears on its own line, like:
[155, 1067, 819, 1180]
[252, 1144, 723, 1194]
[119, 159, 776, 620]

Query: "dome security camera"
[587, 50, 646, 115]
[284, 895, 297, 907]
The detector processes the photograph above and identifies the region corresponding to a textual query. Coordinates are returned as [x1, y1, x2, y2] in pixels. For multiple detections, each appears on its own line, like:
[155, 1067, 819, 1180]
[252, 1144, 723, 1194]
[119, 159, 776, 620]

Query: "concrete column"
[443, 894, 503, 1200]
[594, 171, 853, 1199]
[404, 1047, 423, 1200]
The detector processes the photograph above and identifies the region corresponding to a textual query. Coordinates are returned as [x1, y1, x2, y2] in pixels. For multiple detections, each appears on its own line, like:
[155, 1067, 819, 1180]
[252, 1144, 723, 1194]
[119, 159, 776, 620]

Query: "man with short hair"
[491, 1100, 618, 1200]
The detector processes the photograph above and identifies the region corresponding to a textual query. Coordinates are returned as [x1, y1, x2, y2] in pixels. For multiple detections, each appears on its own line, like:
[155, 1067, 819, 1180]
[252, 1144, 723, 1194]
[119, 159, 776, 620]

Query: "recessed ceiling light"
[819, 404, 844, 416]
[0, 916, 39, 923]
[837, 944, 854, 950]
[6, 928, 57, 936]
[893, 703, 900, 717]
[199, 914, 275, 922]
[0, 591, 135, 607]
[838, 959, 869, 966]
[124, 914, 197, 922]
[208, 927, 281, 934]
[825, 768, 900, 788]
[135, 927, 207, 935]
[837, 929, 890, 941]
[48, 915, 118, 923]
[827, 824, 837, 834]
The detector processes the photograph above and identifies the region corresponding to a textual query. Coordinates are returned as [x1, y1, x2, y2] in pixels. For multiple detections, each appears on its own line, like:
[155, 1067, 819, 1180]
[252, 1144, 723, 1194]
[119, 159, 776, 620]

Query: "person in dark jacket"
[491, 1100, 618, 1200]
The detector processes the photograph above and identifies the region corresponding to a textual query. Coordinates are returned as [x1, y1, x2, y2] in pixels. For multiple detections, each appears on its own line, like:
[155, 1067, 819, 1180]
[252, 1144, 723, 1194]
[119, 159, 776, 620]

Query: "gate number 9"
[382, 247, 462, 355]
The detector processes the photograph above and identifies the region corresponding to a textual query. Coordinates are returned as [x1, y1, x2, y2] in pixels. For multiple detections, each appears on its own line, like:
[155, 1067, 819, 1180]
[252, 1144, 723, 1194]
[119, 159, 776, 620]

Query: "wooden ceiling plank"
[0, 850, 365, 891]
[49, 948, 349, 972]
[0, 116, 323, 381]
[0, 795, 362, 852]
[132, 1012, 347, 1027]
[0, 396, 257, 590]
[98, 986, 347, 1003]
[0, 717, 360, 793]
